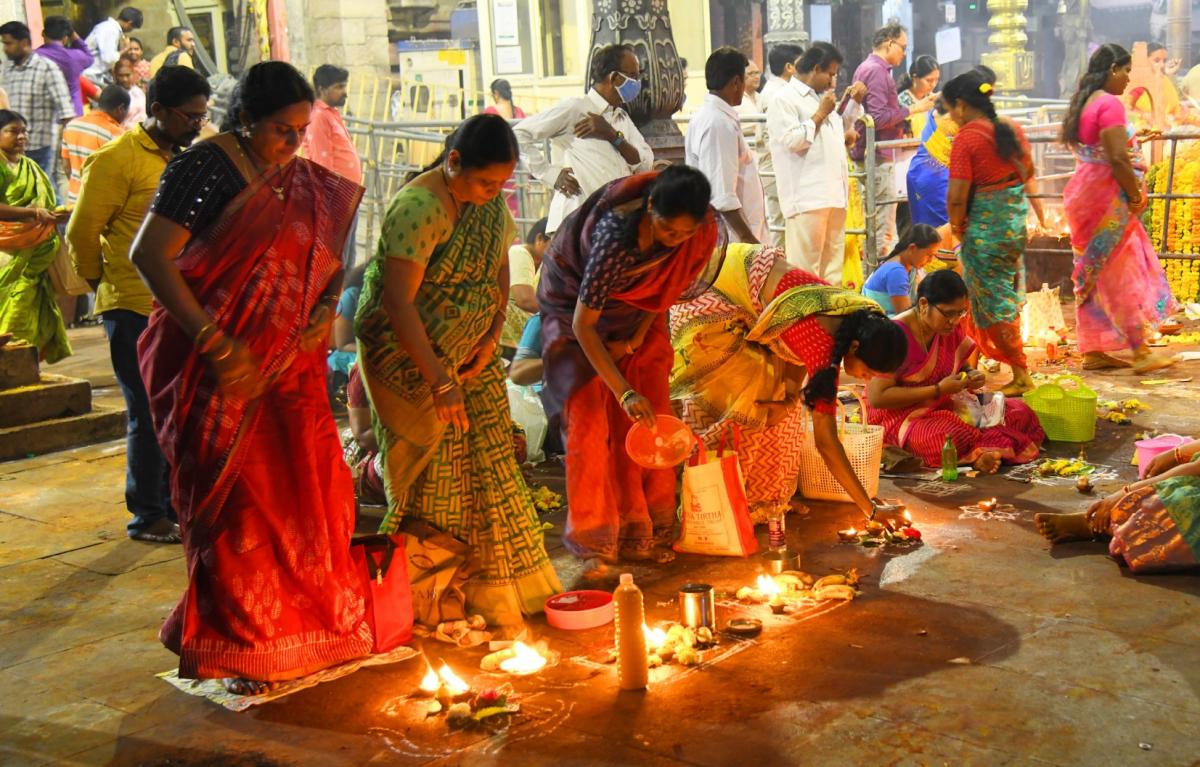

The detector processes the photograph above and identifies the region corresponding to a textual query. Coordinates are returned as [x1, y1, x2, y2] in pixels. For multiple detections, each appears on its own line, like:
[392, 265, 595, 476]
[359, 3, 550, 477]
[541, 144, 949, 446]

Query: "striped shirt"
[60, 112, 125, 203]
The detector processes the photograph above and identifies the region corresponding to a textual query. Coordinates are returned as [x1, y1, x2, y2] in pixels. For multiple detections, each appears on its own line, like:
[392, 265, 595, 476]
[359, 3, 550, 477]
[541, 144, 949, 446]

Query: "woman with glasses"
[131, 62, 373, 695]
[866, 270, 1044, 474]
[671, 245, 905, 524]
[539, 166, 719, 577]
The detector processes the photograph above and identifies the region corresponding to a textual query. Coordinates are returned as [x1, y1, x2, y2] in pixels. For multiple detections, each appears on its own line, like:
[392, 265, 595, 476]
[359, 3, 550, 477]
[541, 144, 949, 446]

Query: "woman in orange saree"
[132, 63, 373, 694]
[538, 167, 721, 576]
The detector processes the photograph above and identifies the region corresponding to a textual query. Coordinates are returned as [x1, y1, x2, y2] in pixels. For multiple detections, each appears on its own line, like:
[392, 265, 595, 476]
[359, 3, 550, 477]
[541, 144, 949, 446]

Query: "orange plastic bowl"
[544, 590, 614, 630]
[625, 414, 695, 469]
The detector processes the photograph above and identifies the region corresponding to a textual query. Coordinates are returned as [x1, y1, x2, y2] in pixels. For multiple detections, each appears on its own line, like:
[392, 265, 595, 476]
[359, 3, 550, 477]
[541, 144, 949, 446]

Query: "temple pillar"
[763, 0, 807, 49]
[982, 0, 1034, 92]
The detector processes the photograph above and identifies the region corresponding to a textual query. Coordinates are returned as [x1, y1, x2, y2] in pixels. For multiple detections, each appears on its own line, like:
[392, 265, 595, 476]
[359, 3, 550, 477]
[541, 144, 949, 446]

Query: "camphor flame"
[902, 510, 912, 524]
[438, 661, 470, 696]
[418, 662, 440, 694]
[498, 641, 547, 675]
[756, 574, 782, 597]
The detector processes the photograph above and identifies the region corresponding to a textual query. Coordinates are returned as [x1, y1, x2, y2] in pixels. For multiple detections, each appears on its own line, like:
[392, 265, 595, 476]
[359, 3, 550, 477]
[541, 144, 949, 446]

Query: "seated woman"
[327, 264, 366, 380]
[671, 243, 906, 523]
[866, 270, 1044, 474]
[862, 224, 941, 316]
[1035, 439, 1200, 574]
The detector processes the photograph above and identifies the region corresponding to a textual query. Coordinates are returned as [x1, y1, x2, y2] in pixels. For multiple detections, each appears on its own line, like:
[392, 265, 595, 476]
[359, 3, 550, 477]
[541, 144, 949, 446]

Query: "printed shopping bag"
[674, 426, 758, 557]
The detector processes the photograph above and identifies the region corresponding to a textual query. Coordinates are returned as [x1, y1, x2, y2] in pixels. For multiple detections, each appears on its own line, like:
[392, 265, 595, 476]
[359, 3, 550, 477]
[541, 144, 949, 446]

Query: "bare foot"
[0, 332, 11, 347]
[999, 369, 1035, 397]
[222, 678, 276, 696]
[580, 558, 610, 581]
[650, 546, 676, 564]
[1132, 352, 1175, 374]
[1034, 512, 1094, 544]
[1081, 352, 1130, 370]
[973, 451, 1002, 475]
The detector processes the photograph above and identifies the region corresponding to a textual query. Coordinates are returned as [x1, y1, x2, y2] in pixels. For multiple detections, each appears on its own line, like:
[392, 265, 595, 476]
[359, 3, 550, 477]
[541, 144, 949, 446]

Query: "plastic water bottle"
[614, 573, 648, 690]
[941, 435, 959, 481]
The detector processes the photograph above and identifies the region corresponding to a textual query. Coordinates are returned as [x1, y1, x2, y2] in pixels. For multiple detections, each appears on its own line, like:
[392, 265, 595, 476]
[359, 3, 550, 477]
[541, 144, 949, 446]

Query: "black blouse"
[151, 142, 246, 234]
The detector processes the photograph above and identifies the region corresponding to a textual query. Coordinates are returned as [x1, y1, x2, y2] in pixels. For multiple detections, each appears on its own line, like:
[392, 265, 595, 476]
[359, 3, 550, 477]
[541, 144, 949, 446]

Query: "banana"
[813, 574, 848, 589]
[815, 584, 857, 601]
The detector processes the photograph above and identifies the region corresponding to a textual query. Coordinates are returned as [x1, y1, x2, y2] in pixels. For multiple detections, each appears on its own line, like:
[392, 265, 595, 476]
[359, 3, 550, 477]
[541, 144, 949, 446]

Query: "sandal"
[1081, 352, 1130, 370]
[128, 519, 182, 544]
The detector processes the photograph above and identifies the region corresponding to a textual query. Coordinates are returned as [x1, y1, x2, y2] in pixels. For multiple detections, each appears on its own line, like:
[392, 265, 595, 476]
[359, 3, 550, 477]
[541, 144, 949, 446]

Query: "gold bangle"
[619, 389, 637, 407]
[194, 322, 219, 349]
[206, 340, 234, 362]
[431, 379, 456, 396]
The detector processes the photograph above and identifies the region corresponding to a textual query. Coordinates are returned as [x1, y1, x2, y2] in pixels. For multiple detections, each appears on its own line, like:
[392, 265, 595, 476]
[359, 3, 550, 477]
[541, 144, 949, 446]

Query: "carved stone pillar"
[763, 0, 807, 48]
[1057, 0, 1090, 97]
[982, 0, 1034, 91]
[588, 0, 686, 160]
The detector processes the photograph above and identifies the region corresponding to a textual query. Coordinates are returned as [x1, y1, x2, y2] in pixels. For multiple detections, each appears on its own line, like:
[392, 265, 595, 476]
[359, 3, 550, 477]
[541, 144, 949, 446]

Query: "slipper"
[1132, 353, 1175, 375]
[1081, 352, 1130, 370]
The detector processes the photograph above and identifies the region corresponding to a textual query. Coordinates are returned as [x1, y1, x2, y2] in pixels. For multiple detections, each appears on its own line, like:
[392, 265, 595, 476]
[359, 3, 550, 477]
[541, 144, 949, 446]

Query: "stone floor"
[2, 327, 1199, 766]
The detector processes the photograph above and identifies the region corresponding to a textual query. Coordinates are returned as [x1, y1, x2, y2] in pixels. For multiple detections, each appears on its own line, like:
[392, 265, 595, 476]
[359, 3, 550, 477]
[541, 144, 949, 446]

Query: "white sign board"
[494, 0, 519, 46]
[496, 46, 523, 74]
[935, 26, 962, 64]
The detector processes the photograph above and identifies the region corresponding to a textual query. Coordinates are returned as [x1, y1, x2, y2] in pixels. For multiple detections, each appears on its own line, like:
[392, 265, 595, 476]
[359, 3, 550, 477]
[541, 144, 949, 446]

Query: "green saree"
[0, 156, 69, 363]
[355, 185, 560, 627]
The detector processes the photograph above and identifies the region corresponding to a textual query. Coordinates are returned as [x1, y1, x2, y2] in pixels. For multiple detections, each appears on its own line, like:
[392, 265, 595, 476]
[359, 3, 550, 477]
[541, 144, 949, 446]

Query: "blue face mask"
[615, 72, 642, 103]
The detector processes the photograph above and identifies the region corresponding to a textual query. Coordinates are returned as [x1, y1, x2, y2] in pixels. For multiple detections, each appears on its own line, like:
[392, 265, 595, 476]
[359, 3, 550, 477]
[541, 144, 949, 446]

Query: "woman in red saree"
[132, 63, 372, 694]
[539, 167, 720, 576]
[866, 270, 1044, 473]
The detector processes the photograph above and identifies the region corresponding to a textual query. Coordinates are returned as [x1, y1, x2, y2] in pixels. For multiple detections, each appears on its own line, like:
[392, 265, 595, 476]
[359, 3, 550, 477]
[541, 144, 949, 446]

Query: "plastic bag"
[507, 381, 547, 463]
[1021, 284, 1067, 346]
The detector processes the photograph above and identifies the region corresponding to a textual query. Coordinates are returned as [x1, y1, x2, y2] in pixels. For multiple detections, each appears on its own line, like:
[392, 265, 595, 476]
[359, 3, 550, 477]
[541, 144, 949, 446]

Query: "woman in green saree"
[0, 110, 71, 362]
[355, 114, 561, 628]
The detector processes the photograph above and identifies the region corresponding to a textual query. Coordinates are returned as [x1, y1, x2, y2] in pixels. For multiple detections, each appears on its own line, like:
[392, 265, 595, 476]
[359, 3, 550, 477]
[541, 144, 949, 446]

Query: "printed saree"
[864, 322, 1043, 468]
[1107, 478, 1200, 574]
[355, 186, 560, 627]
[538, 172, 720, 560]
[1064, 112, 1173, 354]
[906, 112, 957, 227]
[670, 244, 880, 521]
[0, 156, 69, 362]
[138, 143, 373, 681]
[959, 183, 1028, 368]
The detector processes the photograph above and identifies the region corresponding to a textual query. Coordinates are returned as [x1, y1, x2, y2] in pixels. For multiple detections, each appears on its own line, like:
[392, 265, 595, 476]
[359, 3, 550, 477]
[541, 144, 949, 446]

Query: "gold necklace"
[235, 134, 286, 200]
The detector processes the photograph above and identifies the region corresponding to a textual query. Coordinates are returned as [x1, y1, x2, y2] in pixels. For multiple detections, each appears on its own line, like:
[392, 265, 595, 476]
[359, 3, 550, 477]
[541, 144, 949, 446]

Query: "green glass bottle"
[941, 435, 959, 482]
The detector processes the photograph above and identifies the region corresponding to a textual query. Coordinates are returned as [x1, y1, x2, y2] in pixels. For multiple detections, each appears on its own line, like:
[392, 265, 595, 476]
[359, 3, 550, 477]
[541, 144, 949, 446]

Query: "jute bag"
[397, 516, 482, 628]
[674, 425, 758, 557]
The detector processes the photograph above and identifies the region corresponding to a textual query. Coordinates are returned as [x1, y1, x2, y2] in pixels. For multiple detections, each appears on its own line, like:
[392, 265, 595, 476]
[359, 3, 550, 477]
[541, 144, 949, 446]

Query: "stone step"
[0, 342, 39, 389]
[0, 374, 93, 428]
[0, 406, 127, 462]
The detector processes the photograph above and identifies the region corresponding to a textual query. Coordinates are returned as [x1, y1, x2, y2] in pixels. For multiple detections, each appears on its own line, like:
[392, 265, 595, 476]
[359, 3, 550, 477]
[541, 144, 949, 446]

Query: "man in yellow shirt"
[147, 26, 195, 77]
[60, 85, 129, 203]
[67, 65, 211, 543]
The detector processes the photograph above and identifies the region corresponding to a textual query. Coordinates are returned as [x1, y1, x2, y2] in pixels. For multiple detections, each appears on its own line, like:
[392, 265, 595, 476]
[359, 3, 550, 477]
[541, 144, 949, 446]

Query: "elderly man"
[514, 43, 653, 234]
[850, 23, 933, 271]
[685, 46, 767, 244]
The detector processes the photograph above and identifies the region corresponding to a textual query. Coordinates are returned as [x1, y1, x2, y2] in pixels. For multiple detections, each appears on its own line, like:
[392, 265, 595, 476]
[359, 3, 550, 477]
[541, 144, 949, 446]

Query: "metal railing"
[342, 105, 1200, 274]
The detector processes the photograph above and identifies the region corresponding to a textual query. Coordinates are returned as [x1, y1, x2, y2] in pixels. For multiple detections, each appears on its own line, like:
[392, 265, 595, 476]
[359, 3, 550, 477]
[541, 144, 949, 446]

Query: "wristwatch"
[610, 131, 627, 149]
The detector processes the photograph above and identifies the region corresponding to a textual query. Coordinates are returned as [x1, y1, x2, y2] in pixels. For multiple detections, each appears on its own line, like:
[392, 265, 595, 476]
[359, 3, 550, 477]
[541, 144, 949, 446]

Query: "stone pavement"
[2, 327, 1199, 766]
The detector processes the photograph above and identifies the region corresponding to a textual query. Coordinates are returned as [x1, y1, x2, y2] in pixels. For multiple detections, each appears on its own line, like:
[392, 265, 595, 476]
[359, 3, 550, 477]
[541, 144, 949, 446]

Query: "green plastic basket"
[1022, 374, 1097, 443]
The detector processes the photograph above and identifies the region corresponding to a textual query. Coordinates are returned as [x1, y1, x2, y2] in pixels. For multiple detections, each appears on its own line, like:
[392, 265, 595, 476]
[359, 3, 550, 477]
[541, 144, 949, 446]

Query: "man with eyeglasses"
[514, 43, 653, 235]
[66, 65, 211, 544]
[850, 23, 934, 274]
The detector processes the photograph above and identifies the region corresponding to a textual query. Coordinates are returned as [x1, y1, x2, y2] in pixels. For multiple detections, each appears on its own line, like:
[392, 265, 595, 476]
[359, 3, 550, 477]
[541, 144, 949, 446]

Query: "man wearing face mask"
[514, 43, 653, 234]
[66, 65, 212, 544]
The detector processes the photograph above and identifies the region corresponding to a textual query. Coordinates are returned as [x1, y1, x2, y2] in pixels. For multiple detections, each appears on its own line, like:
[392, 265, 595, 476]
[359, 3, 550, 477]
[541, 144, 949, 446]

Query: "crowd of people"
[1, 14, 1197, 696]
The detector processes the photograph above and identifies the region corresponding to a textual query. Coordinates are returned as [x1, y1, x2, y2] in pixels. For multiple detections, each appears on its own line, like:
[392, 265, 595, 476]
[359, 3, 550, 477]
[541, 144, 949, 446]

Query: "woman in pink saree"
[866, 270, 1044, 473]
[132, 63, 372, 695]
[1061, 44, 1174, 374]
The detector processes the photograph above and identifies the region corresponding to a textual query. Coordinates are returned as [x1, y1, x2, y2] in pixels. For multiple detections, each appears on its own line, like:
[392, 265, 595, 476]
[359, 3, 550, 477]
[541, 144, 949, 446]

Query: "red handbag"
[351, 534, 414, 653]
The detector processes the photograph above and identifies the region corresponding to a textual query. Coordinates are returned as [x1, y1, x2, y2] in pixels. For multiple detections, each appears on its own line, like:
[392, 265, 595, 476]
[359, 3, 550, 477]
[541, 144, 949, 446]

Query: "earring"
[240, 125, 251, 139]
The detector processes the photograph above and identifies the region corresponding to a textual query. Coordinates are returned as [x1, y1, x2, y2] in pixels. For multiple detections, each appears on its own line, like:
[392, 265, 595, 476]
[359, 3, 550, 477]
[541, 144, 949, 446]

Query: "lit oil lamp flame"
[418, 663, 440, 694]
[498, 641, 547, 675]
[902, 510, 912, 524]
[643, 624, 668, 652]
[755, 574, 782, 597]
[438, 661, 470, 696]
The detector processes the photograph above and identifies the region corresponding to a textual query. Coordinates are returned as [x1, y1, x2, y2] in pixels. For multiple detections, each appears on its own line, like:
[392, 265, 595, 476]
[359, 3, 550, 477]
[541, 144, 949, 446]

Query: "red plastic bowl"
[625, 414, 695, 469]
[544, 590, 614, 630]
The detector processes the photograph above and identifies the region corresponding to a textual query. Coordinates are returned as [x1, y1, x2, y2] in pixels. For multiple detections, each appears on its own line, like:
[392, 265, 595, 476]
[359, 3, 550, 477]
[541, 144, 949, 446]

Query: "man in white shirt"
[83, 7, 143, 85]
[684, 47, 767, 244]
[768, 42, 866, 282]
[746, 43, 804, 247]
[514, 43, 653, 234]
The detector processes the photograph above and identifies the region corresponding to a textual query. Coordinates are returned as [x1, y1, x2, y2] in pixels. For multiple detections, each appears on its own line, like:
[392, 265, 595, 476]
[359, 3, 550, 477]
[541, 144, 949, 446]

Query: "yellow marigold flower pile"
[1147, 143, 1200, 302]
